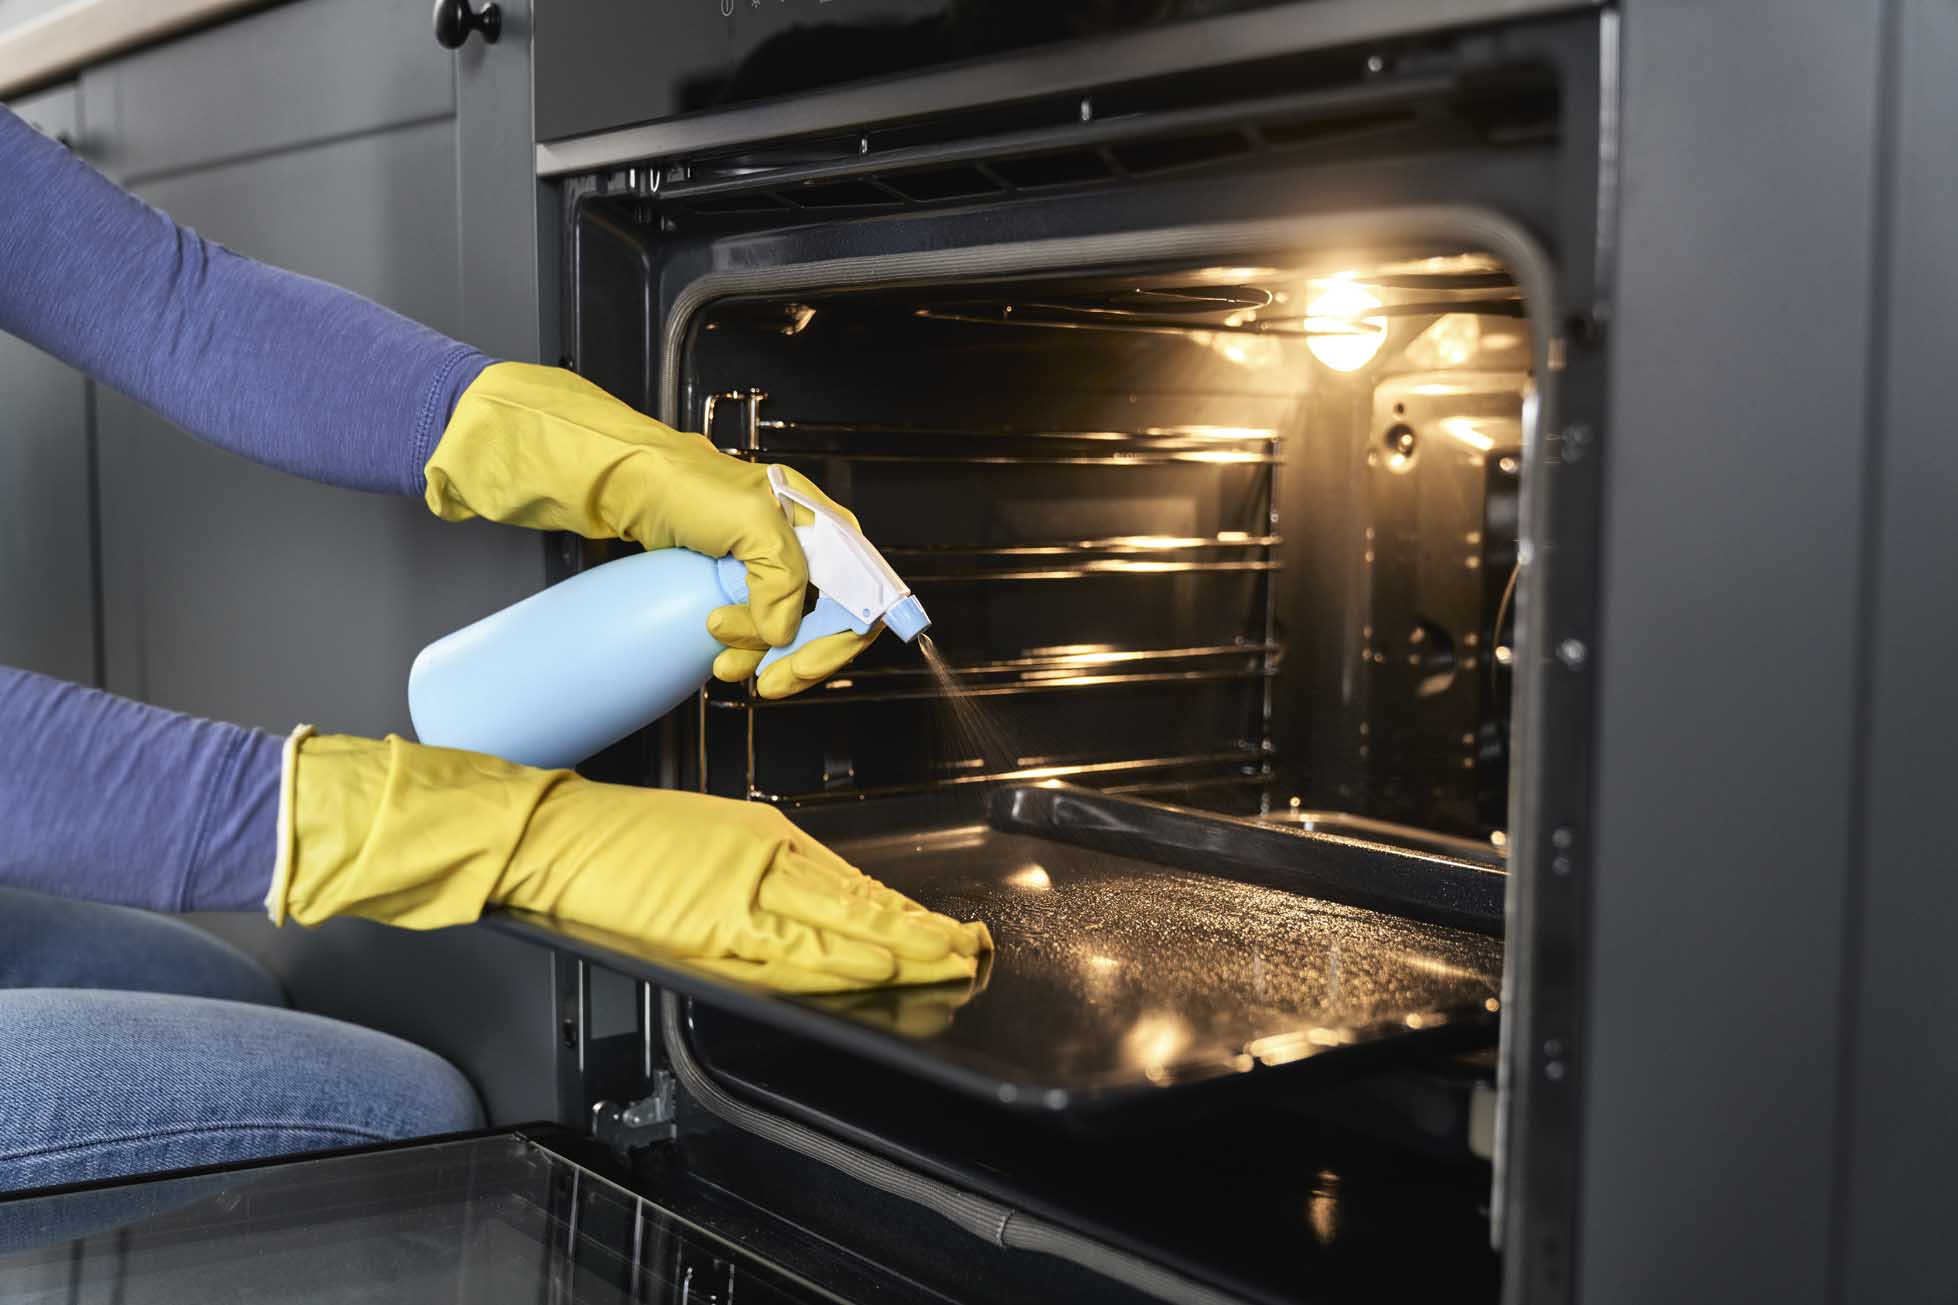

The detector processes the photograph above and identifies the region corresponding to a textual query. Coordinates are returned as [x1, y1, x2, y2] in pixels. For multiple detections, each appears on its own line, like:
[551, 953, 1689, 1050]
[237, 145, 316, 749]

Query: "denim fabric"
[0, 668, 282, 912]
[0, 888, 284, 1005]
[0, 893, 483, 1196]
[0, 990, 484, 1194]
[0, 105, 488, 497]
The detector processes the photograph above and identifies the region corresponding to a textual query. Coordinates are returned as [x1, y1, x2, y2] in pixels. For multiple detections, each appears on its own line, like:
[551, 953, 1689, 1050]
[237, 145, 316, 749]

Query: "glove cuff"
[265, 723, 317, 926]
[421, 360, 664, 538]
[281, 731, 553, 931]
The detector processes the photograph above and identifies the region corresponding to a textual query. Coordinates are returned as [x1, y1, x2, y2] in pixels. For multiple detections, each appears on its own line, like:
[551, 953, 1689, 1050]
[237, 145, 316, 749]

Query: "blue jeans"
[0, 889, 483, 1195]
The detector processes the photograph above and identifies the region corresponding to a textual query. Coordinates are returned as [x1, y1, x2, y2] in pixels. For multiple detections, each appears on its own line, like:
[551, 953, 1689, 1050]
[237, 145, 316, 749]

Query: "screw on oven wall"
[1079, 98, 1093, 122]
[1366, 54, 1386, 74]
[1557, 638, 1588, 669]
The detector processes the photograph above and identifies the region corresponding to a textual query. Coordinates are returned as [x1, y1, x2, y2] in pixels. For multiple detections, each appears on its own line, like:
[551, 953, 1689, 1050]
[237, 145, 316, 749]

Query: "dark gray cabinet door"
[0, 84, 97, 685]
[70, 0, 558, 1125]
[90, 120, 543, 733]
[79, 0, 546, 737]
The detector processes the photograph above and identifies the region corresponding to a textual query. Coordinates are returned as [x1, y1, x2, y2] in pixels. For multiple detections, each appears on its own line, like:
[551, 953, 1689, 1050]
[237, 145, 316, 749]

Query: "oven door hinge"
[591, 1069, 680, 1155]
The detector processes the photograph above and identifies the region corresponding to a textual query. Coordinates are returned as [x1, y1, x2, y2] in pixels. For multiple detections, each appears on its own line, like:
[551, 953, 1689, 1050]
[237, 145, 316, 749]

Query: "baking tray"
[489, 784, 1505, 1114]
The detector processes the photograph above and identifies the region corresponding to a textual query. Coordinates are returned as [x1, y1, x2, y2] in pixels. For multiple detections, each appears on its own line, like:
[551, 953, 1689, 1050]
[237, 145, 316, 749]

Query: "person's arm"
[0, 104, 878, 693]
[0, 666, 279, 912]
[0, 665, 989, 990]
[0, 105, 484, 495]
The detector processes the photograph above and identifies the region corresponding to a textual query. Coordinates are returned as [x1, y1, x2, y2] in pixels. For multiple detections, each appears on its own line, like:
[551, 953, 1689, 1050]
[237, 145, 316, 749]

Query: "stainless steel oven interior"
[543, 17, 1603, 1305]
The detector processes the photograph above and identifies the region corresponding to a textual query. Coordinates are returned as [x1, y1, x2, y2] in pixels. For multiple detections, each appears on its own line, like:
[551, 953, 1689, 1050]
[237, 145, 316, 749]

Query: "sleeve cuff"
[409, 346, 494, 498]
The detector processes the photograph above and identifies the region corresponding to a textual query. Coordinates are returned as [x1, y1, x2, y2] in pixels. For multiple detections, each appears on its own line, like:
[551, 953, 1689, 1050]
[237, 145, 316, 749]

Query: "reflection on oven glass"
[0, 1136, 846, 1303]
[800, 958, 990, 1038]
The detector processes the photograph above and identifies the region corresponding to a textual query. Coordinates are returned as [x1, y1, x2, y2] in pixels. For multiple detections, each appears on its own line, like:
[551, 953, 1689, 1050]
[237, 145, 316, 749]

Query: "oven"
[0, 2, 1940, 1301]
[496, 4, 1610, 1303]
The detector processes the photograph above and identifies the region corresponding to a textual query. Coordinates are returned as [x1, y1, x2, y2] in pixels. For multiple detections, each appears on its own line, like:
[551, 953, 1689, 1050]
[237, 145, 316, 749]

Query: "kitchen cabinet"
[33, 0, 561, 1124]
[78, 0, 547, 734]
[0, 85, 97, 685]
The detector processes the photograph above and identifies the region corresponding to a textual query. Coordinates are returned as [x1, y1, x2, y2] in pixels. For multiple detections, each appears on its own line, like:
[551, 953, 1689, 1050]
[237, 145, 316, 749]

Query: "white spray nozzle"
[768, 466, 930, 640]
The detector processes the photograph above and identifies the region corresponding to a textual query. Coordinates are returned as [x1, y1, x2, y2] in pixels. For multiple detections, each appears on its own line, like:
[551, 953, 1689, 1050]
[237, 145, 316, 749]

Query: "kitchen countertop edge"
[0, 0, 270, 99]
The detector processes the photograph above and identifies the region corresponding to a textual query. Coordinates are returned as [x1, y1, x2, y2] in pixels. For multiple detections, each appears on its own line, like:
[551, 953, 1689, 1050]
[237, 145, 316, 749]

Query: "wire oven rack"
[697, 390, 1283, 810]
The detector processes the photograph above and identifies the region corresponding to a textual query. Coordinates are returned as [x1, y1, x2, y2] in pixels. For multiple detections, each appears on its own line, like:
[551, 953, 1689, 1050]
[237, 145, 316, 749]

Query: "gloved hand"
[423, 361, 880, 694]
[267, 729, 991, 992]
[706, 604, 881, 701]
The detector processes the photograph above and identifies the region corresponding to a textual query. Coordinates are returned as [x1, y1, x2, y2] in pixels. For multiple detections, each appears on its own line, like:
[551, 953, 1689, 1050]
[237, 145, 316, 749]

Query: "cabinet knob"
[433, 0, 500, 48]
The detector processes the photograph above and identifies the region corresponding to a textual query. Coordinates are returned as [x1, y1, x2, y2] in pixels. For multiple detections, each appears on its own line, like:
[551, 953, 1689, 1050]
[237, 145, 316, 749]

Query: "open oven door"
[468, 780, 1509, 1305]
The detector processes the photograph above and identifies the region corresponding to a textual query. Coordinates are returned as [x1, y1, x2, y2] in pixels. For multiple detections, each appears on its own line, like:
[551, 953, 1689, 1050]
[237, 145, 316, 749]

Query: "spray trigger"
[757, 467, 931, 676]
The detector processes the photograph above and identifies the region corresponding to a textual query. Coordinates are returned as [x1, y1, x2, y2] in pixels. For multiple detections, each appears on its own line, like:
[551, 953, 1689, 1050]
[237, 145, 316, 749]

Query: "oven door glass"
[0, 1133, 864, 1305]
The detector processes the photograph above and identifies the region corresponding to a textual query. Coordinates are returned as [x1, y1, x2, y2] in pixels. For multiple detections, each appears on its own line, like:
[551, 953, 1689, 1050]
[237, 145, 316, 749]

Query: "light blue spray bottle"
[408, 466, 931, 769]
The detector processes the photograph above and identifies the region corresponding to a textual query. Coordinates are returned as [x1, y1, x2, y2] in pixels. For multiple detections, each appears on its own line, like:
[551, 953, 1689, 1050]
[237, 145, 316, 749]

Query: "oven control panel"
[534, 0, 1299, 145]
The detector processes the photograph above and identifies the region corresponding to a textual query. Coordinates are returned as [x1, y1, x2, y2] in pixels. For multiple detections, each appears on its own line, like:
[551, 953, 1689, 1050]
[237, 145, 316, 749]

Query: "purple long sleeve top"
[0, 104, 492, 912]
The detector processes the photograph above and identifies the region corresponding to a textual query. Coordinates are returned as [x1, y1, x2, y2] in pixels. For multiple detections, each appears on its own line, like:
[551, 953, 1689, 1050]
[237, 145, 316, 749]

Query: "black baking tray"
[489, 784, 1505, 1114]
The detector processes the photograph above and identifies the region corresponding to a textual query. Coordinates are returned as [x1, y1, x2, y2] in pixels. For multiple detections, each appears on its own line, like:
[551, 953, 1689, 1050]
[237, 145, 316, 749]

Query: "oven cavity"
[685, 254, 1527, 853]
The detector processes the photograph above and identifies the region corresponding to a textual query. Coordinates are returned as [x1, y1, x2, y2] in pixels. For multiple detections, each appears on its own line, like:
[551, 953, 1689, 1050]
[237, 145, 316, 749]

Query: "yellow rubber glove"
[705, 605, 882, 700]
[697, 478, 880, 696]
[424, 362, 881, 682]
[268, 730, 990, 993]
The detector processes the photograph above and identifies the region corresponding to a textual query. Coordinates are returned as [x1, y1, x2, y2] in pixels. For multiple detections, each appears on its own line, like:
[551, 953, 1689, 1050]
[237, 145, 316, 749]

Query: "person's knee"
[0, 990, 484, 1194]
[0, 889, 285, 1006]
[355, 1034, 485, 1138]
[243, 1004, 486, 1140]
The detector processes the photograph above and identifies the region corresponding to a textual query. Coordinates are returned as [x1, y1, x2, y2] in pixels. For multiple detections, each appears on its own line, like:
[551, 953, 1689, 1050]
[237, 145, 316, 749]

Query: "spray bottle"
[408, 466, 931, 769]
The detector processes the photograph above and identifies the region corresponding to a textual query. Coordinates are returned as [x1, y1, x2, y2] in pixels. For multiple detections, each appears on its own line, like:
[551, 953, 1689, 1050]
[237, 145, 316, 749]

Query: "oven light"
[1303, 280, 1388, 372]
